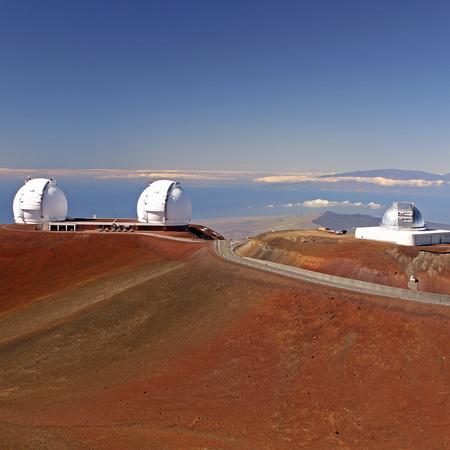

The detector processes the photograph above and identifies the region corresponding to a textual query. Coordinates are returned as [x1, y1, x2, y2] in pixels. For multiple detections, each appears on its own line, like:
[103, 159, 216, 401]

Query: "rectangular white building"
[355, 227, 450, 246]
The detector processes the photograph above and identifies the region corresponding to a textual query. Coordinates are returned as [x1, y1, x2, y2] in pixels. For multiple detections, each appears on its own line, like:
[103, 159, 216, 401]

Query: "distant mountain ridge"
[320, 169, 450, 181]
[312, 211, 381, 230]
[264, 168, 450, 195]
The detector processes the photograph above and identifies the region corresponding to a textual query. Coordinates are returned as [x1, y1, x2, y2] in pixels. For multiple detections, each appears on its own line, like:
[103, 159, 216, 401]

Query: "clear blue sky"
[1, 0, 450, 173]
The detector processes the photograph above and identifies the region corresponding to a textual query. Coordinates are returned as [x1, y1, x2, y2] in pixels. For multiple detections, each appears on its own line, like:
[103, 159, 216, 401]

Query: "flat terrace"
[31, 219, 224, 240]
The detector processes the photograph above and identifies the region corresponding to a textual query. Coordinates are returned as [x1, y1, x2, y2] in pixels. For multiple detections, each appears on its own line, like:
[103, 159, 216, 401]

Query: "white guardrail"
[215, 239, 450, 306]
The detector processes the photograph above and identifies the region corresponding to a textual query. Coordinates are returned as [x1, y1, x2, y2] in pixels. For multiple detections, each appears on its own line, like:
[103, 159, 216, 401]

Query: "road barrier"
[216, 240, 450, 306]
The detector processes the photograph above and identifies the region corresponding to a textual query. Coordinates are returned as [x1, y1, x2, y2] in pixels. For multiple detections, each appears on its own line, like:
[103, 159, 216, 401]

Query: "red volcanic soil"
[0, 228, 449, 448]
[236, 230, 450, 295]
[0, 225, 201, 315]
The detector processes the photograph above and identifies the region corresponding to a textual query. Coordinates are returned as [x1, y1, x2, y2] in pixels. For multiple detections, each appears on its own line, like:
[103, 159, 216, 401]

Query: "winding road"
[215, 239, 450, 306]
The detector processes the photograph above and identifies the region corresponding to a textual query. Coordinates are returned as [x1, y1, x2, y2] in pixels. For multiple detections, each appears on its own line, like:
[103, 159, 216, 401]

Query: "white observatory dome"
[13, 178, 68, 224]
[137, 180, 192, 225]
[381, 202, 425, 230]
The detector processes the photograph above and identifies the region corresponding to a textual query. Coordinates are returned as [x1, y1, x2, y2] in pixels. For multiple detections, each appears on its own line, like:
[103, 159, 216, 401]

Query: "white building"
[13, 178, 68, 224]
[355, 202, 450, 246]
[137, 180, 191, 226]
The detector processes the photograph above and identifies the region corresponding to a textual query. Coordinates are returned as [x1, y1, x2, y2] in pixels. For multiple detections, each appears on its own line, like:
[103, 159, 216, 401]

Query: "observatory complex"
[12, 178, 222, 240]
[355, 202, 450, 246]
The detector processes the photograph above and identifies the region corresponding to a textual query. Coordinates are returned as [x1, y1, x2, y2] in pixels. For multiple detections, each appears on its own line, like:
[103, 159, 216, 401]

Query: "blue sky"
[1, 0, 450, 173]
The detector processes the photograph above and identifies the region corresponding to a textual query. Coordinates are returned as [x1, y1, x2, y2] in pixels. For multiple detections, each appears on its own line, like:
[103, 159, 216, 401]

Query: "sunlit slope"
[0, 225, 201, 315]
[237, 229, 450, 295]
[0, 229, 449, 448]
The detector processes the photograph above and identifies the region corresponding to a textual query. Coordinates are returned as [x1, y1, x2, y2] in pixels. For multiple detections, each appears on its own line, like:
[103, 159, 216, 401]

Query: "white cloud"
[0, 168, 242, 182]
[254, 174, 445, 188]
[2, 168, 446, 189]
[282, 199, 383, 209]
[95, 170, 238, 181]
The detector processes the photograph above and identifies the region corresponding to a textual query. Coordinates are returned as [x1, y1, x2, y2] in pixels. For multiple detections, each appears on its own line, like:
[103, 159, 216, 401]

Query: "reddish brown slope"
[236, 230, 450, 294]
[0, 230, 449, 448]
[0, 225, 202, 315]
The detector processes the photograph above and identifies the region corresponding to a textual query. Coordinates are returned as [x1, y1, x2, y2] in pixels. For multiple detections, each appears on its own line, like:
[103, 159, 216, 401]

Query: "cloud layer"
[281, 199, 383, 209]
[254, 174, 446, 188]
[2, 168, 447, 189]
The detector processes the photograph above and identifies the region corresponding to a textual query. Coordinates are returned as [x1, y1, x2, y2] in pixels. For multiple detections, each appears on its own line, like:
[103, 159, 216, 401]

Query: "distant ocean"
[2, 177, 450, 226]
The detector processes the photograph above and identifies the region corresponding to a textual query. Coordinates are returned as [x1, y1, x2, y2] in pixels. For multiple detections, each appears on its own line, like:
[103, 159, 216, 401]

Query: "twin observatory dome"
[12, 177, 450, 246]
[13, 178, 191, 227]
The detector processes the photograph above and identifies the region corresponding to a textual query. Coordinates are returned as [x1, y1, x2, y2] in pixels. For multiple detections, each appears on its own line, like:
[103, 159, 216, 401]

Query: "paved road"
[216, 239, 450, 306]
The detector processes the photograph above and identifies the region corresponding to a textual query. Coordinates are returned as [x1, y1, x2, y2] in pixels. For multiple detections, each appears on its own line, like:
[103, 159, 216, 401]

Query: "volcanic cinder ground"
[0, 225, 449, 449]
[236, 230, 450, 295]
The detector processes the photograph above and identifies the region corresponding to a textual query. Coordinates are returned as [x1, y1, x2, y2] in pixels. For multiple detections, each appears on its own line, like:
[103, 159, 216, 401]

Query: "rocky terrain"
[0, 225, 449, 448]
[236, 229, 450, 295]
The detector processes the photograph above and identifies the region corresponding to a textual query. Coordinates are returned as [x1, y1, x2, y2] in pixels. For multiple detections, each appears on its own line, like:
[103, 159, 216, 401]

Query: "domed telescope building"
[13, 178, 68, 224]
[137, 180, 191, 227]
[9, 177, 223, 239]
[355, 202, 450, 246]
